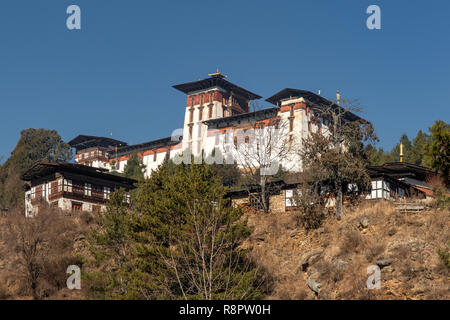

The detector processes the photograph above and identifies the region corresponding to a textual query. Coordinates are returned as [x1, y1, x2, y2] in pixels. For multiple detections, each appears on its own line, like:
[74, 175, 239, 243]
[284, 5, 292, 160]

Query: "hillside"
[0, 201, 448, 300]
[245, 201, 449, 299]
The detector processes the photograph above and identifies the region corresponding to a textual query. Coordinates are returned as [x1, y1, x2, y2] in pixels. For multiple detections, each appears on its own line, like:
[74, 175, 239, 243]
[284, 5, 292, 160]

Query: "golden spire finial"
[208, 67, 226, 78]
[399, 142, 404, 162]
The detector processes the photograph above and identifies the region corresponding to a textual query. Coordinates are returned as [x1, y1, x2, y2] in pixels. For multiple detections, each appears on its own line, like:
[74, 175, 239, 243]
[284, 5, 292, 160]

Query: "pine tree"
[0, 128, 72, 210]
[83, 162, 262, 299]
[84, 189, 139, 299]
[123, 153, 146, 181]
[131, 161, 262, 299]
[410, 130, 429, 165]
[424, 120, 449, 184]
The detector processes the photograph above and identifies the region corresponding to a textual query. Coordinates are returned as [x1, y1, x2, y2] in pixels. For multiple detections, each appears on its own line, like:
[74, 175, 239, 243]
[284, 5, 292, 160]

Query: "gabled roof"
[266, 88, 366, 123]
[203, 107, 279, 129]
[21, 162, 136, 186]
[367, 162, 435, 181]
[173, 76, 261, 100]
[112, 135, 183, 158]
[68, 135, 128, 152]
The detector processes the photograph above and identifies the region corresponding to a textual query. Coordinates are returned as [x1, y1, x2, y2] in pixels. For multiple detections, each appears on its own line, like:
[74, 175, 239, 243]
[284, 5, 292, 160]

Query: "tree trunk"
[260, 176, 268, 213]
[336, 187, 343, 220]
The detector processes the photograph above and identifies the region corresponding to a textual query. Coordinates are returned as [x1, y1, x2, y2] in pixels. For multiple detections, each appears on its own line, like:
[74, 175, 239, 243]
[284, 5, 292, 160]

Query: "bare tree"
[297, 98, 377, 220]
[159, 197, 262, 300]
[3, 208, 79, 299]
[229, 118, 294, 213]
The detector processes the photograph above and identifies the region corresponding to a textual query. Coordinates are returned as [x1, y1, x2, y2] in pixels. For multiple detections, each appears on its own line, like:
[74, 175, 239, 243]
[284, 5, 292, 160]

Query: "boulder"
[301, 249, 323, 271]
[290, 230, 300, 238]
[334, 259, 347, 270]
[359, 216, 370, 229]
[376, 258, 392, 268]
[307, 276, 321, 294]
[253, 232, 266, 242]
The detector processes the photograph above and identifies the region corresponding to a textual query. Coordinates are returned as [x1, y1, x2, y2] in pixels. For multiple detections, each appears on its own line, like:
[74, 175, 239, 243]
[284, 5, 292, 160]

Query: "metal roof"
[68, 135, 128, 152]
[21, 162, 137, 186]
[367, 162, 435, 181]
[266, 88, 366, 123]
[112, 135, 183, 158]
[203, 107, 279, 129]
[173, 76, 261, 100]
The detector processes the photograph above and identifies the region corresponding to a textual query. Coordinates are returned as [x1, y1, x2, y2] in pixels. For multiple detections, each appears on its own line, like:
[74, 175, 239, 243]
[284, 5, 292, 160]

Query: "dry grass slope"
[245, 201, 449, 300]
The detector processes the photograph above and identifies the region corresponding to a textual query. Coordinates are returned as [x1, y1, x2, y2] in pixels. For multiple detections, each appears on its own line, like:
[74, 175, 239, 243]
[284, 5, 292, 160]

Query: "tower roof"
[266, 88, 366, 123]
[173, 76, 261, 100]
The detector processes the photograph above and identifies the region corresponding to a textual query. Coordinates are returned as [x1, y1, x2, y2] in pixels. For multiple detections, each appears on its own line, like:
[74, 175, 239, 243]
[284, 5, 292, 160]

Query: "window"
[289, 118, 294, 132]
[91, 151, 94, 157]
[285, 189, 299, 208]
[249, 194, 264, 210]
[189, 125, 193, 140]
[104, 186, 111, 200]
[366, 179, 391, 200]
[198, 107, 203, 121]
[92, 205, 101, 213]
[84, 183, 92, 196]
[64, 179, 72, 192]
[35, 185, 42, 200]
[208, 104, 213, 119]
[189, 108, 194, 123]
[153, 151, 157, 162]
[72, 201, 82, 212]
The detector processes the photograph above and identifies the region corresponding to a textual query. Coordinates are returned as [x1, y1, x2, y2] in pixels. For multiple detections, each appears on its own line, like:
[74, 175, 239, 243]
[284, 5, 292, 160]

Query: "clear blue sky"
[0, 0, 449, 161]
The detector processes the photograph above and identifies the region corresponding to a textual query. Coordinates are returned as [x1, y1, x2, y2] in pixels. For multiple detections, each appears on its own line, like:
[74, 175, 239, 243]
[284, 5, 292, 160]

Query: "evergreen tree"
[131, 161, 261, 299]
[0, 128, 72, 210]
[410, 130, 429, 165]
[123, 152, 146, 181]
[424, 120, 449, 184]
[84, 189, 139, 299]
[83, 161, 262, 299]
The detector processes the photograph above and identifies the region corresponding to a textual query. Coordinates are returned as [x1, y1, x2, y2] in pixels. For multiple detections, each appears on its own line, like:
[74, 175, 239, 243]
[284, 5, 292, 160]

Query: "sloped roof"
[173, 76, 261, 100]
[68, 135, 128, 152]
[21, 162, 136, 186]
[112, 135, 183, 158]
[266, 88, 366, 123]
[203, 107, 279, 129]
[367, 162, 435, 181]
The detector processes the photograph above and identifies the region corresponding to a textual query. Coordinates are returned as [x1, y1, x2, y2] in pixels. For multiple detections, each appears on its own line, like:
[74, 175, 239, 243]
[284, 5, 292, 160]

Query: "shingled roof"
[173, 76, 261, 101]
[266, 88, 366, 123]
[21, 162, 136, 187]
[68, 135, 128, 152]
